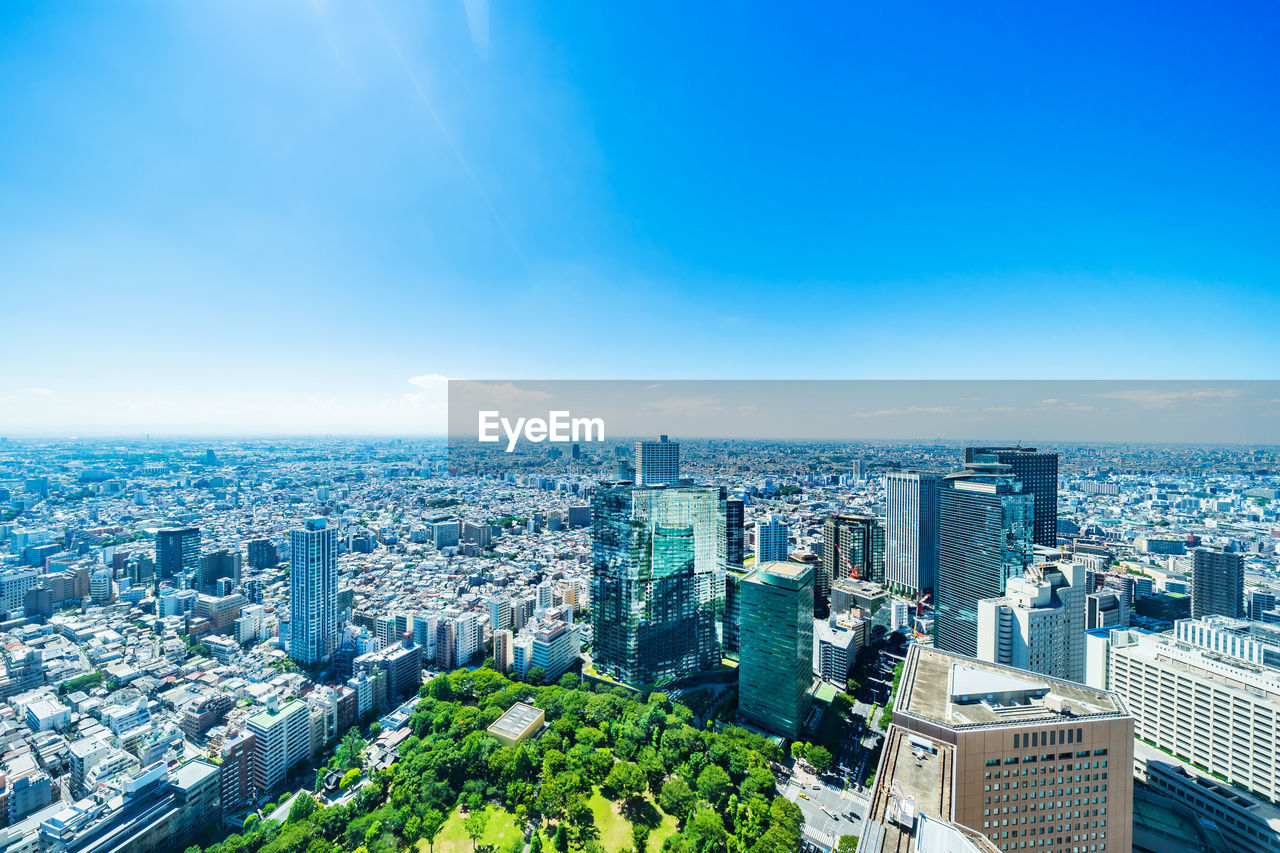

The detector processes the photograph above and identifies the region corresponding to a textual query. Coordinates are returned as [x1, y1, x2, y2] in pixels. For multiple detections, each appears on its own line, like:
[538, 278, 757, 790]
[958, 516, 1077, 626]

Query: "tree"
[836, 835, 860, 853]
[789, 741, 806, 760]
[288, 792, 318, 823]
[554, 823, 569, 852]
[369, 721, 383, 739]
[464, 807, 490, 851]
[421, 809, 445, 853]
[527, 666, 548, 685]
[340, 768, 362, 789]
[659, 777, 696, 823]
[804, 744, 832, 775]
[633, 823, 651, 853]
[604, 762, 647, 814]
[558, 672, 581, 689]
[686, 808, 727, 853]
[530, 832, 544, 853]
[696, 765, 731, 809]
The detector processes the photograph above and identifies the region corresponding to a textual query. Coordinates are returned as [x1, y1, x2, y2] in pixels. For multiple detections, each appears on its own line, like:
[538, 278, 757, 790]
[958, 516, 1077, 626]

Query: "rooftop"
[899, 645, 1128, 729]
[487, 701, 545, 741]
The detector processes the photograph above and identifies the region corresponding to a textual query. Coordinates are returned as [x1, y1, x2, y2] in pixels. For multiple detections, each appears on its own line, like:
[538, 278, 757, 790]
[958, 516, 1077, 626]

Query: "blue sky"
[2, 1, 1278, 434]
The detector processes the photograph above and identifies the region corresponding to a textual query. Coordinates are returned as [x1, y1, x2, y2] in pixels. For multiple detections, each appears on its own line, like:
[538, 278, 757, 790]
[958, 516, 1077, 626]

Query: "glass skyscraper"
[965, 447, 1058, 548]
[590, 484, 722, 686]
[738, 561, 814, 739]
[935, 466, 1033, 657]
[156, 526, 200, 580]
[884, 471, 942, 596]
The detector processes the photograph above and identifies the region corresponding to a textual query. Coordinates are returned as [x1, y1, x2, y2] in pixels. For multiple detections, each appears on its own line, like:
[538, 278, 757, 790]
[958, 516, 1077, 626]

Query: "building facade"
[738, 562, 814, 738]
[936, 468, 1033, 657]
[289, 517, 338, 666]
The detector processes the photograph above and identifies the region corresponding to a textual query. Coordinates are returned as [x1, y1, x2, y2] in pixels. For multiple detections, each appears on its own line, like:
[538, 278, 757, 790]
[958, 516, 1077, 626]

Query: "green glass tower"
[738, 561, 814, 739]
[590, 483, 723, 686]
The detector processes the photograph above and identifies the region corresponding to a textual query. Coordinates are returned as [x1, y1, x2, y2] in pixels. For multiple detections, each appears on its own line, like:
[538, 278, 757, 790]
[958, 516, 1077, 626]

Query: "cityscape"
[4, 3, 1279, 853]
[0, 432, 1276, 853]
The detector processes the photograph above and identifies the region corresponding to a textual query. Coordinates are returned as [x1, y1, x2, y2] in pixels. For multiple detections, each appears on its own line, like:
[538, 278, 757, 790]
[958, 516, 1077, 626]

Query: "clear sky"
[2, 1, 1278, 434]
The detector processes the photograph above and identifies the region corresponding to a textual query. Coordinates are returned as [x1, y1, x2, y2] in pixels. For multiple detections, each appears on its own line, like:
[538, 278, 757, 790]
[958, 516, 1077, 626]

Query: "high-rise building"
[814, 615, 860, 686]
[156, 526, 200, 580]
[875, 644, 1134, 853]
[1085, 590, 1128, 631]
[965, 447, 1058, 548]
[246, 697, 310, 795]
[590, 483, 721, 685]
[217, 729, 256, 825]
[493, 629, 513, 674]
[884, 471, 941, 595]
[755, 515, 790, 563]
[935, 466, 1033, 657]
[634, 435, 679, 486]
[1249, 589, 1278, 622]
[1086, 627, 1280, 803]
[820, 514, 885, 606]
[289, 517, 338, 666]
[738, 562, 813, 738]
[1191, 548, 1244, 619]
[976, 561, 1086, 682]
[722, 566, 748, 654]
[718, 492, 745, 568]
[199, 548, 242, 594]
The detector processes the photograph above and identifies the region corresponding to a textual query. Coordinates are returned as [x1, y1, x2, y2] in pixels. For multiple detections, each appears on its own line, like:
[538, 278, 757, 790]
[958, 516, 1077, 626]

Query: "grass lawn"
[422, 805, 525, 853]
[586, 788, 680, 853]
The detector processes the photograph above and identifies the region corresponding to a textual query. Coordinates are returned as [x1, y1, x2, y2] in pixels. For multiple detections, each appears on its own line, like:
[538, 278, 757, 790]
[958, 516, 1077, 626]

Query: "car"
[799, 792, 809, 799]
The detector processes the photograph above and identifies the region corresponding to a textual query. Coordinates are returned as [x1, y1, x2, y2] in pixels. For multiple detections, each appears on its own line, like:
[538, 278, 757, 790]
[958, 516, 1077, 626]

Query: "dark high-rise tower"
[965, 447, 1058, 548]
[156, 526, 201, 580]
[1192, 548, 1244, 619]
[820, 515, 884, 608]
[935, 466, 1033, 656]
[718, 490, 745, 568]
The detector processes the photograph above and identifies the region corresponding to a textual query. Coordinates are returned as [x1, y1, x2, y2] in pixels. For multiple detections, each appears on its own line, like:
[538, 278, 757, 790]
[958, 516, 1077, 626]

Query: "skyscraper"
[590, 483, 721, 685]
[718, 491, 745, 568]
[884, 471, 941, 595]
[935, 466, 1033, 656]
[754, 515, 790, 563]
[965, 447, 1058, 548]
[738, 562, 814, 739]
[634, 435, 679, 486]
[976, 561, 1087, 682]
[156, 526, 200, 580]
[1249, 589, 1277, 622]
[1191, 547, 1244, 619]
[289, 517, 338, 666]
[820, 514, 884, 607]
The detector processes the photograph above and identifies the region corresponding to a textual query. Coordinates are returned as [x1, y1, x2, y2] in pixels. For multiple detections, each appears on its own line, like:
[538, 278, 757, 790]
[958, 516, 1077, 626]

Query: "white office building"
[976, 561, 1086, 683]
[635, 436, 679, 486]
[1086, 627, 1280, 803]
[289, 517, 338, 665]
[755, 515, 790, 563]
[884, 471, 941, 595]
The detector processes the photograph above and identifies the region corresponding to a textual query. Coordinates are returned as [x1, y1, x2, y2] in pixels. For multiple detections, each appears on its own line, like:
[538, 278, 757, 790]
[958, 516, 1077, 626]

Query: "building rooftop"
[487, 701, 544, 741]
[899, 645, 1128, 729]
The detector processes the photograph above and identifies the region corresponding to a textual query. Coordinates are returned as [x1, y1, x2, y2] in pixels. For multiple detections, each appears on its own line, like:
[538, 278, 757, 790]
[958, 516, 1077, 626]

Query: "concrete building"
[738, 562, 814, 738]
[155, 526, 200, 581]
[1191, 548, 1245, 619]
[887, 644, 1134, 853]
[977, 562, 1086, 683]
[289, 517, 338, 665]
[754, 515, 790, 564]
[245, 697, 310, 795]
[634, 435, 679, 486]
[1085, 627, 1280, 803]
[821, 514, 885, 603]
[814, 615, 859, 686]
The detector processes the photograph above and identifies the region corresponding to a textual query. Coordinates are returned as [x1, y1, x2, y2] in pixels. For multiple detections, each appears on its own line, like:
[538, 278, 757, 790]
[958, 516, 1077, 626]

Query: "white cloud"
[851, 405, 958, 418]
[1089, 388, 1244, 408]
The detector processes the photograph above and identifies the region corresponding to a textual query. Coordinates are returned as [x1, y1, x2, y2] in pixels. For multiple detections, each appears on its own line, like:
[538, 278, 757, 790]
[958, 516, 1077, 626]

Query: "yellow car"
[799, 792, 809, 800]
